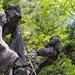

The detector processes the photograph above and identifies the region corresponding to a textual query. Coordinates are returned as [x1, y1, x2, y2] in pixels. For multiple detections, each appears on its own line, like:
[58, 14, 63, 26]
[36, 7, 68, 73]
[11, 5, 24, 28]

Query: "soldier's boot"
[0, 26, 19, 73]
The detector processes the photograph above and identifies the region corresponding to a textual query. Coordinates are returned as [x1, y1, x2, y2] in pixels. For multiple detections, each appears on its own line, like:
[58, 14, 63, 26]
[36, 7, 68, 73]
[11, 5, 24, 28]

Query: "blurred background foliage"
[0, 0, 75, 75]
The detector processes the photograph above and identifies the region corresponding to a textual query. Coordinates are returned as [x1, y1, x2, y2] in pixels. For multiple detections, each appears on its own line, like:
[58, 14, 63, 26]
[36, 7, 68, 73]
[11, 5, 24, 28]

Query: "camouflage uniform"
[30, 34, 62, 75]
[0, 6, 28, 75]
[0, 26, 19, 73]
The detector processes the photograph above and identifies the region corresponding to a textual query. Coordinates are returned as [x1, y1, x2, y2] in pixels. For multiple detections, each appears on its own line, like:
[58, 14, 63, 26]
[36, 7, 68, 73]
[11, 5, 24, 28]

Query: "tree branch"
[68, 0, 75, 12]
[57, 1, 75, 17]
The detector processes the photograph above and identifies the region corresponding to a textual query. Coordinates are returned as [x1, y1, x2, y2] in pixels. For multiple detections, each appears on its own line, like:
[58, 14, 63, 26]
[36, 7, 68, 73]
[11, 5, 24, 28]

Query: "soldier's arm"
[30, 48, 57, 64]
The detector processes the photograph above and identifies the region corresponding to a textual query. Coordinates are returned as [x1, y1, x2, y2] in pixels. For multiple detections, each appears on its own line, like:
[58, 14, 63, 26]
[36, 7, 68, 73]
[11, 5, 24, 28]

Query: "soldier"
[30, 34, 62, 75]
[0, 25, 19, 73]
[0, 5, 29, 75]
[9, 26, 29, 75]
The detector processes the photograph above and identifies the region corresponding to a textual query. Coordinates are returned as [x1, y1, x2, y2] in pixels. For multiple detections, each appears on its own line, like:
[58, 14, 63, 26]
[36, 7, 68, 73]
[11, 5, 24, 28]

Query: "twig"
[66, 13, 75, 21]
[28, 56, 37, 75]
[57, 1, 75, 17]
[57, 1, 75, 21]
[68, 0, 75, 11]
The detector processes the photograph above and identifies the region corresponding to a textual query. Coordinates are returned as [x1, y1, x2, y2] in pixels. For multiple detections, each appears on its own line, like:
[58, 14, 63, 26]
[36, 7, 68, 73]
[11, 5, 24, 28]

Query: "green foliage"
[2, 0, 20, 9]
[39, 53, 75, 75]
[19, 1, 75, 74]
[19, 0, 68, 50]
[0, 0, 3, 11]
[1, 0, 75, 75]
[4, 34, 11, 43]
